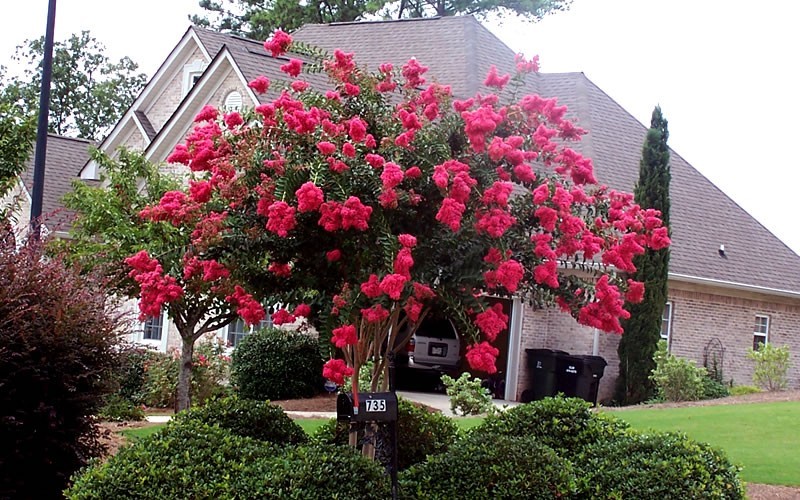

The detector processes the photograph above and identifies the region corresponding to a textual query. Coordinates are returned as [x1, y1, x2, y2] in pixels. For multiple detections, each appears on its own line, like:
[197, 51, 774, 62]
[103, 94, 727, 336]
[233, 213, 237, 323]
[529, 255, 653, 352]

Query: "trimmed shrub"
[730, 385, 762, 396]
[748, 343, 791, 391]
[399, 432, 576, 499]
[314, 397, 459, 470]
[576, 431, 745, 499]
[66, 420, 276, 499]
[650, 340, 706, 402]
[441, 372, 493, 416]
[1, 233, 123, 499]
[98, 394, 145, 422]
[470, 395, 629, 454]
[112, 344, 162, 405]
[173, 395, 307, 445]
[701, 375, 730, 400]
[232, 327, 323, 400]
[238, 443, 390, 499]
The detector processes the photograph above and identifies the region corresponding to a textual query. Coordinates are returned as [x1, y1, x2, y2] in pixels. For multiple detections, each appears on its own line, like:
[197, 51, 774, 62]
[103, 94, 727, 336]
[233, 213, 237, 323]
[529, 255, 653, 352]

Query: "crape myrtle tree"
[127, 31, 669, 446]
[615, 106, 671, 405]
[191, 0, 571, 41]
[57, 150, 289, 411]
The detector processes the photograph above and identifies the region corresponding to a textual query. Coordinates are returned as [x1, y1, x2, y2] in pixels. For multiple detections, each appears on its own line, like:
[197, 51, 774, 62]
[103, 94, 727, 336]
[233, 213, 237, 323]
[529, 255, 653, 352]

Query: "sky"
[2, 0, 799, 253]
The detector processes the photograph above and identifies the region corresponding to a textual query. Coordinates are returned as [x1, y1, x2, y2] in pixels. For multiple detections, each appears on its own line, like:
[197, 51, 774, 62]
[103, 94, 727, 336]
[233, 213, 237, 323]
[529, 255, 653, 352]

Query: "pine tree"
[615, 106, 671, 405]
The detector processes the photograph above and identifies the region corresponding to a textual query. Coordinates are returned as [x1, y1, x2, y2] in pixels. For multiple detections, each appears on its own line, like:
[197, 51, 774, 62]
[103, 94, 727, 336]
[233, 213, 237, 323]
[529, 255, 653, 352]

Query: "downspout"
[504, 297, 523, 401]
[592, 328, 600, 356]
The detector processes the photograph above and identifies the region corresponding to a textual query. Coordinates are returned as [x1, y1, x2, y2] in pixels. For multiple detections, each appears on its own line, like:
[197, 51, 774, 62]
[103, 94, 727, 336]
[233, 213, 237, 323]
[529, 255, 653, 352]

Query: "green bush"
[238, 444, 390, 499]
[112, 344, 162, 405]
[650, 340, 706, 402]
[441, 372, 493, 416]
[314, 398, 459, 470]
[729, 385, 762, 396]
[173, 395, 307, 445]
[66, 420, 276, 499]
[1, 234, 122, 499]
[98, 394, 145, 422]
[470, 395, 629, 454]
[701, 375, 730, 400]
[232, 327, 323, 400]
[399, 432, 576, 499]
[576, 431, 745, 499]
[139, 341, 231, 409]
[747, 343, 790, 391]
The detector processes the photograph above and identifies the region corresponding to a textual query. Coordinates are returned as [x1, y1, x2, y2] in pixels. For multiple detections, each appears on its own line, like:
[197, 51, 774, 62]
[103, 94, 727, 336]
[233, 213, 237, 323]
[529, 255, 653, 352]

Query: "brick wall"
[145, 46, 208, 131]
[667, 285, 800, 389]
[516, 282, 800, 404]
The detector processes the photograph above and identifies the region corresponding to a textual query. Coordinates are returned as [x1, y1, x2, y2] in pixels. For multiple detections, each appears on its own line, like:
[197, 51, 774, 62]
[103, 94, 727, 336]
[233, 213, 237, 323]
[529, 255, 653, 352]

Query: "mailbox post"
[336, 353, 400, 499]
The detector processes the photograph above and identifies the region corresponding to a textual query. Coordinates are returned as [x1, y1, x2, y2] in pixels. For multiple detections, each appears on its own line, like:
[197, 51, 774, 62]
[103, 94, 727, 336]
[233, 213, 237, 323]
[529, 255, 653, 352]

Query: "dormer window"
[182, 60, 207, 96]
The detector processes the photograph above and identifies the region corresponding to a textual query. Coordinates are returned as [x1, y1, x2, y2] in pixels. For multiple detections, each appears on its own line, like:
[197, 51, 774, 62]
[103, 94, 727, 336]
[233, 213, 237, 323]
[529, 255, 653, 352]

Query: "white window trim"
[138, 309, 169, 352]
[182, 59, 207, 97]
[661, 301, 673, 348]
[753, 314, 770, 348]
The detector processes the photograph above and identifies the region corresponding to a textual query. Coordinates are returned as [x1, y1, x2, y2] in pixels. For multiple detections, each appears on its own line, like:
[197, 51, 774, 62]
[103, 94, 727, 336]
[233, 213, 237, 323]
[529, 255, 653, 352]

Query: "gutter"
[668, 272, 800, 300]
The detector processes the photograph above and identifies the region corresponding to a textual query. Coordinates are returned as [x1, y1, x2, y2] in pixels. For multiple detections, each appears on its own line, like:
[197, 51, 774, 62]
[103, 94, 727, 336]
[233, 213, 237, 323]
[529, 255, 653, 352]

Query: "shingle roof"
[291, 16, 800, 293]
[20, 135, 92, 231]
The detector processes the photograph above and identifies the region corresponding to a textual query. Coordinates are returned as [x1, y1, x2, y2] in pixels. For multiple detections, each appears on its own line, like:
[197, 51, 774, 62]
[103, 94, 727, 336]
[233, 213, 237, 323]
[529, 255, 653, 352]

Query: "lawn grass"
[294, 416, 485, 436]
[608, 401, 800, 486]
[120, 424, 165, 441]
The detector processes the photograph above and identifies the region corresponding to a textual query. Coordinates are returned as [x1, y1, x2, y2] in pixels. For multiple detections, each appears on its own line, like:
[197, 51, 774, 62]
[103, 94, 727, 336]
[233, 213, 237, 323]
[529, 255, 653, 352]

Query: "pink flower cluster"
[225, 285, 266, 325]
[125, 251, 184, 319]
[323, 358, 354, 385]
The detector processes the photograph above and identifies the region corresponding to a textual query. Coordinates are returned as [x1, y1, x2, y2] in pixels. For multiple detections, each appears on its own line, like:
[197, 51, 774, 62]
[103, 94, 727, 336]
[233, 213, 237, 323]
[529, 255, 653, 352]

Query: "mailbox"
[337, 392, 398, 423]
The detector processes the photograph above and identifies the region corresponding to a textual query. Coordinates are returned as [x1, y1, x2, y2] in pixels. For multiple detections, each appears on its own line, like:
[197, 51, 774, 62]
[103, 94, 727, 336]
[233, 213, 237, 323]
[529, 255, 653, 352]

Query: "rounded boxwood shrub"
[66, 420, 276, 499]
[470, 395, 629, 453]
[576, 431, 745, 499]
[399, 432, 576, 499]
[238, 443, 390, 499]
[232, 327, 323, 400]
[314, 397, 459, 470]
[173, 395, 307, 445]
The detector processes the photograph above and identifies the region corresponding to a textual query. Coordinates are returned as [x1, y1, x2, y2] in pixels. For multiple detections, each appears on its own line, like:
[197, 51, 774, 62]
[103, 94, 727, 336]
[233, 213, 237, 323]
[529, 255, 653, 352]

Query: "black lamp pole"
[29, 0, 57, 240]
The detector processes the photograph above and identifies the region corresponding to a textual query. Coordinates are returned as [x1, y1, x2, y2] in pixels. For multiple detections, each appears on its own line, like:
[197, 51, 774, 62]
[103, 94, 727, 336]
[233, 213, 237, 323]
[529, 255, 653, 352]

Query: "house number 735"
[365, 399, 386, 412]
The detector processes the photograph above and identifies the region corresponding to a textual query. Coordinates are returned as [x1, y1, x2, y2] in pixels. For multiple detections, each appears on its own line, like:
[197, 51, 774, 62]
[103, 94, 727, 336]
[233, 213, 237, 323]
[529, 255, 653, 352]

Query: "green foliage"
[0, 98, 35, 199]
[441, 372, 493, 416]
[111, 345, 163, 405]
[576, 431, 745, 499]
[616, 106, 671, 405]
[0, 226, 123, 499]
[342, 359, 381, 392]
[1, 31, 146, 140]
[65, 420, 277, 499]
[237, 443, 390, 499]
[399, 432, 577, 499]
[650, 340, 706, 402]
[470, 395, 629, 454]
[314, 397, 459, 470]
[98, 394, 145, 422]
[729, 385, 762, 396]
[191, 0, 571, 41]
[701, 374, 730, 400]
[174, 395, 308, 445]
[232, 327, 323, 400]
[747, 343, 790, 391]
[137, 342, 231, 408]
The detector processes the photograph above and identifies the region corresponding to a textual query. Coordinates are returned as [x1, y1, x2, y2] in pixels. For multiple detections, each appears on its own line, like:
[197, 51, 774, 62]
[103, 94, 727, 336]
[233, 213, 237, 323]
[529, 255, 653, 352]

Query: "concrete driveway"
[397, 390, 520, 417]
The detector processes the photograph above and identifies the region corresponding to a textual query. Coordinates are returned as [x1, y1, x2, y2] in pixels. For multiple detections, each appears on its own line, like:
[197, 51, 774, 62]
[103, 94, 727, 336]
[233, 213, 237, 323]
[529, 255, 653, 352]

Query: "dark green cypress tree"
[615, 106, 671, 405]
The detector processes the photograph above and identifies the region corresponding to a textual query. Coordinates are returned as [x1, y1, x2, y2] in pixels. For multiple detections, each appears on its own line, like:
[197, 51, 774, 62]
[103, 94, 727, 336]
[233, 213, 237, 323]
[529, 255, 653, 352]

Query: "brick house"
[9, 16, 800, 401]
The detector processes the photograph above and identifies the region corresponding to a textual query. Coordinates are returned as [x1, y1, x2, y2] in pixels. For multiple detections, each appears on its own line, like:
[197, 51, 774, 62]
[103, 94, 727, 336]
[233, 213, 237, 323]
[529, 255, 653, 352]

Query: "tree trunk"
[176, 336, 195, 412]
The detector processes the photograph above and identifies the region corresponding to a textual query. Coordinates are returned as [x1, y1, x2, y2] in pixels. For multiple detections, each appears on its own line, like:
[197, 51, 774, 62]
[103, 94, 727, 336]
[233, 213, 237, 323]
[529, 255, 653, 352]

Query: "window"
[227, 318, 248, 348]
[753, 315, 769, 350]
[142, 313, 164, 341]
[182, 60, 207, 96]
[226, 314, 274, 348]
[223, 91, 243, 112]
[660, 302, 673, 344]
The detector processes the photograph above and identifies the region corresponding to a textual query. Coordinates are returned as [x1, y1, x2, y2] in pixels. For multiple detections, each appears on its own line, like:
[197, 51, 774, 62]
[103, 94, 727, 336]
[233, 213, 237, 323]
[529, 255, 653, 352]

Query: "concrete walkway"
[398, 390, 520, 417]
